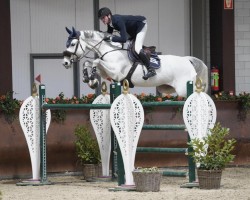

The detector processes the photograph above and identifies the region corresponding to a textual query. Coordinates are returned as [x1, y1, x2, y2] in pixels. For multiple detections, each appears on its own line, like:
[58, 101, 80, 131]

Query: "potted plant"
[132, 167, 162, 192]
[188, 122, 236, 189]
[74, 125, 101, 181]
[0, 91, 20, 123]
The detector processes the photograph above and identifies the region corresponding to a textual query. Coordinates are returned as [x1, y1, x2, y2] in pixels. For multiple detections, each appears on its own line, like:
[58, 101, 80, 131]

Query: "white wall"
[11, 0, 190, 99]
[235, 0, 250, 94]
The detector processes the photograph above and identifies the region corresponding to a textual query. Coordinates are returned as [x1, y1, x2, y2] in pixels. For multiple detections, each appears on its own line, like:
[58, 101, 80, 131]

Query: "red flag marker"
[35, 74, 41, 83]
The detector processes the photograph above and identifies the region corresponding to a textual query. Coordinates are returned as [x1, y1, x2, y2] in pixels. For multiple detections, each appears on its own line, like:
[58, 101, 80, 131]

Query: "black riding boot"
[138, 50, 156, 80]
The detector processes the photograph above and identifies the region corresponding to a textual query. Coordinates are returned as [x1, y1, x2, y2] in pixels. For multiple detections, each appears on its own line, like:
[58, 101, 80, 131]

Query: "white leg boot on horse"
[139, 49, 156, 80]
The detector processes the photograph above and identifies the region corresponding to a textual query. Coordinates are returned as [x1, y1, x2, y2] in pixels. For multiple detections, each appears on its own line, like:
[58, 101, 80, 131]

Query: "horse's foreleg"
[82, 67, 89, 83]
[89, 59, 100, 80]
[87, 59, 100, 89]
[89, 66, 97, 80]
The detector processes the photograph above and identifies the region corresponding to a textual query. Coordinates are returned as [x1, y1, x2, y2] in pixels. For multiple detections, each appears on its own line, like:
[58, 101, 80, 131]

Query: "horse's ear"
[65, 27, 72, 35]
[72, 27, 76, 35]
[72, 26, 80, 38]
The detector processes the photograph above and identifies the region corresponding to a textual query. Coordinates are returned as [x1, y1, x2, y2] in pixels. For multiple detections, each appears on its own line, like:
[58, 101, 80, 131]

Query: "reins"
[84, 39, 128, 60]
[65, 33, 128, 62]
[100, 45, 128, 60]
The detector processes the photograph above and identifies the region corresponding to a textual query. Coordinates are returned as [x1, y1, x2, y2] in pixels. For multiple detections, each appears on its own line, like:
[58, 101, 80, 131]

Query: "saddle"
[127, 40, 161, 69]
[123, 40, 161, 88]
[143, 46, 156, 58]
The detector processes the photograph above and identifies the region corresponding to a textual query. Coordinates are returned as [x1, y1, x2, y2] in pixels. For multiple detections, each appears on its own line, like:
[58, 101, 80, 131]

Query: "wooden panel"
[210, 0, 235, 92]
[0, 0, 12, 94]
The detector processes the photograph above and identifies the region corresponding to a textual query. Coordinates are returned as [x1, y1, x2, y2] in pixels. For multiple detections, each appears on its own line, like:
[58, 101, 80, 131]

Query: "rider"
[98, 7, 156, 80]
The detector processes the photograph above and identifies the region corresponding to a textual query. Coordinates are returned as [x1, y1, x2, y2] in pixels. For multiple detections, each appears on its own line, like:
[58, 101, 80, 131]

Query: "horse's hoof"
[88, 79, 99, 89]
[63, 62, 71, 69]
[82, 77, 89, 83]
[89, 74, 95, 80]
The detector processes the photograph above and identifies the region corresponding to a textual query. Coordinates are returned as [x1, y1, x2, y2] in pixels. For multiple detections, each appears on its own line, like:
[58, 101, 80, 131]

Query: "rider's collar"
[109, 18, 114, 28]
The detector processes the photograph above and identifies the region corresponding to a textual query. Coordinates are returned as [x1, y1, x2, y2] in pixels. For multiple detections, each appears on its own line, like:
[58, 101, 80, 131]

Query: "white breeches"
[135, 22, 147, 54]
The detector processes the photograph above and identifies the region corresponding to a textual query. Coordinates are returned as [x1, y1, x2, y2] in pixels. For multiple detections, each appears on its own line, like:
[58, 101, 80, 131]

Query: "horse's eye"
[71, 43, 75, 47]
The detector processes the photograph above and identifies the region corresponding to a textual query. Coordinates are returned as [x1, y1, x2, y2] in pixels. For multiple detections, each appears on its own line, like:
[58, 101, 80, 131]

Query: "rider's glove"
[103, 36, 112, 42]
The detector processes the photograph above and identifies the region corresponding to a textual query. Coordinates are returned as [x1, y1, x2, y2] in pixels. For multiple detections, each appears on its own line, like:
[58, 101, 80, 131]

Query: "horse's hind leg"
[157, 85, 176, 95]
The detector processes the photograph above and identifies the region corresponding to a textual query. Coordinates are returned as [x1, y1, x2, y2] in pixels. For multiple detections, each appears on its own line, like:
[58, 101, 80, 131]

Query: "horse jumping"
[62, 27, 208, 97]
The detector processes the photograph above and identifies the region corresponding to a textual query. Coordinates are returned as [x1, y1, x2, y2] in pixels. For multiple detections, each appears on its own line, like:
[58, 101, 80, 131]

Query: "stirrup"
[142, 70, 156, 80]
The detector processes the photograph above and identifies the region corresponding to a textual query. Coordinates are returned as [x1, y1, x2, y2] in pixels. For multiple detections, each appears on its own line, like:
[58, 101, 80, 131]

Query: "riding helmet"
[98, 7, 112, 18]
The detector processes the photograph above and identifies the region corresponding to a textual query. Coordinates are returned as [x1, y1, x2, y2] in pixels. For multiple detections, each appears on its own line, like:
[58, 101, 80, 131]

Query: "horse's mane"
[82, 30, 105, 40]
[82, 30, 122, 48]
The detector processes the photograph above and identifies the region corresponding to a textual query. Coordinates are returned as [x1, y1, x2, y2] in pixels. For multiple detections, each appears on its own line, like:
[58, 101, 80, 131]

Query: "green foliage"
[51, 92, 66, 123]
[0, 91, 20, 123]
[237, 92, 250, 121]
[213, 91, 250, 121]
[74, 125, 101, 164]
[51, 109, 66, 124]
[212, 91, 237, 101]
[135, 93, 185, 102]
[46, 92, 96, 123]
[188, 122, 236, 170]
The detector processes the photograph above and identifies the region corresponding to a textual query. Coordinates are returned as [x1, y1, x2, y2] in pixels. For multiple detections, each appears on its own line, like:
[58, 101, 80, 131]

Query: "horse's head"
[62, 27, 88, 68]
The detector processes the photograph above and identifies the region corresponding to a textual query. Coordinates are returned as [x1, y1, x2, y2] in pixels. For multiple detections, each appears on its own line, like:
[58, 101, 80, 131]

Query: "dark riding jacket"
[107, 14, 146, 43]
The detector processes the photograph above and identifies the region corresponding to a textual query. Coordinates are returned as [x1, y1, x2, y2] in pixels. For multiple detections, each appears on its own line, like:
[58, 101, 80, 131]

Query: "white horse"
[62, 27, 208, 97]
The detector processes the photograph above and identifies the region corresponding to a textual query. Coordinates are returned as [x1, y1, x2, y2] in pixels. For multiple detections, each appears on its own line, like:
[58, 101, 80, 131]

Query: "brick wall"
[235, 0, 250, 94]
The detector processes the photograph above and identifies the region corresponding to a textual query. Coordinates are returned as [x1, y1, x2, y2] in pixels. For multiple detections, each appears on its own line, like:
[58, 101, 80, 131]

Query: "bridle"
[63, 37, 87, 63]
[63, 34, 126, 63]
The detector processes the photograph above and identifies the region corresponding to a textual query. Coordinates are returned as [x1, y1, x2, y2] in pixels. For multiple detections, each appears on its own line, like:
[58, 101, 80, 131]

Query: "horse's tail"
[186, 56, 209, 93]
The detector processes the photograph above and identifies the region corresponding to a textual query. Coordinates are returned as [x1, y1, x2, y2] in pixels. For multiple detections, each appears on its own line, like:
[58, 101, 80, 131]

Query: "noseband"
[63, 37, 85, 63]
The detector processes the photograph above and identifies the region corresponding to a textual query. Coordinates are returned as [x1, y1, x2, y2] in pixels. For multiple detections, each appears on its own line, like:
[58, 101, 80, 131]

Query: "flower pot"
[83, 164, 102, 181]
[132, 171, 162, 192]
[197, 169, 222, 189]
